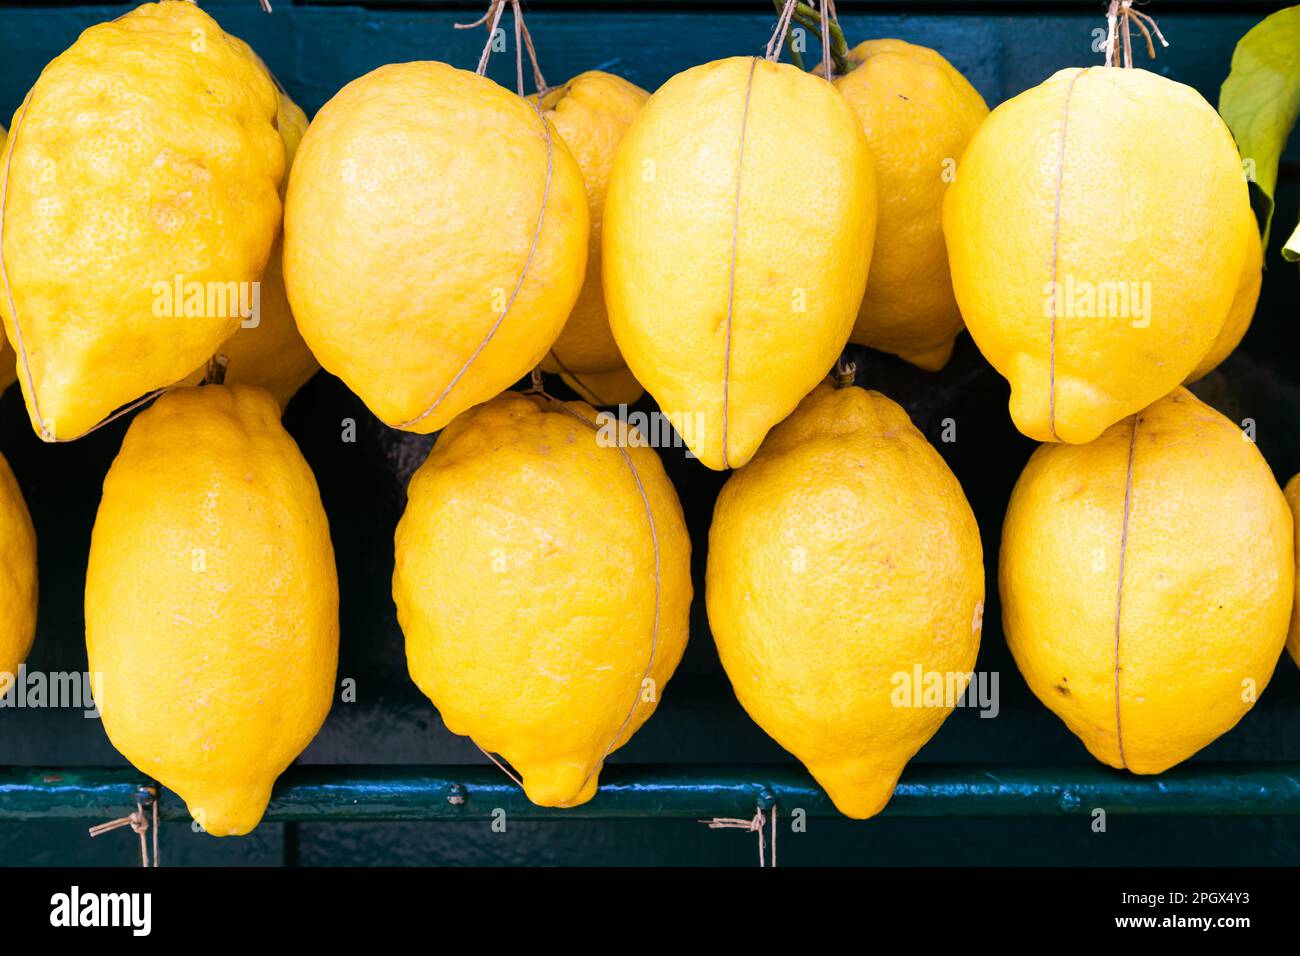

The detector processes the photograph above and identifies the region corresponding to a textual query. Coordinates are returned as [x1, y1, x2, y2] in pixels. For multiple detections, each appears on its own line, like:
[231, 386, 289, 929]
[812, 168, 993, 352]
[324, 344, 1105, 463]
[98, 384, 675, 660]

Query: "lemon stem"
[202, 354, 229, 387]
[1103, 0, 1168, 69]
[834, 356, 856, 389]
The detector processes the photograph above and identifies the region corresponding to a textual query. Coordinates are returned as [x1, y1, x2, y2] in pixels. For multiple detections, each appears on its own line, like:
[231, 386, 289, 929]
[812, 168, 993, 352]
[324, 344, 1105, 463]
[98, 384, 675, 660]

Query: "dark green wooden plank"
[5, 764, 1300, 821]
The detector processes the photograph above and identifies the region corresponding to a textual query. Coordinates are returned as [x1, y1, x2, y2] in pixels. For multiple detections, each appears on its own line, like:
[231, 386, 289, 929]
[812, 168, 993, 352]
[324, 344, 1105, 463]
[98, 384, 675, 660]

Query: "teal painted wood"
[5, 765, 1300, 821]
[0, 769, 155, 822]
[0, 2, 1298, 866]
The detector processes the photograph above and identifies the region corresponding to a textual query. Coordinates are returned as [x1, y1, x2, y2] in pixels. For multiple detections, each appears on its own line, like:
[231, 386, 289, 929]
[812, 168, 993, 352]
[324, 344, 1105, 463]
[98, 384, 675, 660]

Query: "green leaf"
[1218, 5, 1300, 249]
[1283, 219, 1300, 261]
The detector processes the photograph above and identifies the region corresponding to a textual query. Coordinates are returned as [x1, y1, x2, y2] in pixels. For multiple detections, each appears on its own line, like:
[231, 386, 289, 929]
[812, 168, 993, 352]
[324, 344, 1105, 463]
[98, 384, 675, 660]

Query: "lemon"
[211, 90, 318, 408]
[603, 57, 876, 470]
[180, 91, 320, 408]
[831, 39, 987, 370]
[0, 2, 285, 442]
[393, 392, 692, 807]
[1285, 475, 1300, 668]
[533, 71, 648, 406]
[1001, 387, 1293, 772]
[1185, 223, 1264, 382]
[86, 385, 338, 836]
[0, 122, 10, 393]
[284, 62, 589, 433]
[553, 365, 644, 407]
[0, 452, 37, 683]
[706, 383, 983, 818]
[943, 67, 1254, 443]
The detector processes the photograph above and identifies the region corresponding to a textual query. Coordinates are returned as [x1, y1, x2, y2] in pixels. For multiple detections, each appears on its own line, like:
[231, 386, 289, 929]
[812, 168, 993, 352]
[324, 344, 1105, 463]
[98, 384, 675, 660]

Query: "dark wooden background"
[1, 0, 1298, 865]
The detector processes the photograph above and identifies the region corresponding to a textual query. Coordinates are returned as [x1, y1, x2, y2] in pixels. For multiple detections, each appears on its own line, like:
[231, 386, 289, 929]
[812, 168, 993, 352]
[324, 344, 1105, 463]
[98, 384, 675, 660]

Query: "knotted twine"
[89, 794, 159, 868]
[702, 805, 778, 868]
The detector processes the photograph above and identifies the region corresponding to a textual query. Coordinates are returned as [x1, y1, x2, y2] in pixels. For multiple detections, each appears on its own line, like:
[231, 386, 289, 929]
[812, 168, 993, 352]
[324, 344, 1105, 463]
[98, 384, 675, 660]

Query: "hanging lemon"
[180, 89, 320, 409]
[603, 56, 876, 470]
[1285, 475, 1300, 669]
[1001, 388, 1293, 772]
[533, 70, 649, 406]
[284, 61, 589, 432]
[211, 86, 318, 408]
[0, 2, 285, 441]
[86, 385, 338, 836]
[0, 120, 10, 392]
[1185, 223, 1264, 382]
[394, 392, 692, 807]
[0, 452, 37, 683]
[943, 67, 1254, 443]
[831, 39, 988, 370]
[707, 382, 983, 818]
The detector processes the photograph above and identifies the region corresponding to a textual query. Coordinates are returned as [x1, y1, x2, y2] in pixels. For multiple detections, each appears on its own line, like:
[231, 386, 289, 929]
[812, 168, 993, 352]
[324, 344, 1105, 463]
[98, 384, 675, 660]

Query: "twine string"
[89, 797, 159, 868]
[474, 743, 526, 789]
[457, 0, 508, 76]
[513, 5, 524, 97]
[517, 7, 548, 96]
[765, 0, 800, 61]
[774, 0, 845, 76]
[458, 0, 547, 93]
[820, 0, 831, 81]
[701, 804, 778, 867]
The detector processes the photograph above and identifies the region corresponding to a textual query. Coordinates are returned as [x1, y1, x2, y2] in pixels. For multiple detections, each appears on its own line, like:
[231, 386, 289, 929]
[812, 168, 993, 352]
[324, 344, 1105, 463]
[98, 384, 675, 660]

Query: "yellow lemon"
[1001, 388, 1293, 772]
[180, 91, 320, 409]
[0, 122, 10, 392]
[554, 365, 644, 407]
[1285, 475, 1300, 668]
[284, 62, 589, 432]
[603, 57, 876, 470]
[943, 67, 1254, 443]
[0, 2, 284, 441]
[831, 39, 987, 370]
[393, 392, 691, 807]
[0, 452, 37, 682]
[215, 91, 318, 408]
[706, 383, 983, 818]
[1185, 222, 1264, 382]
[533, 71, 649, 405]
[85, 385, 338, 836]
